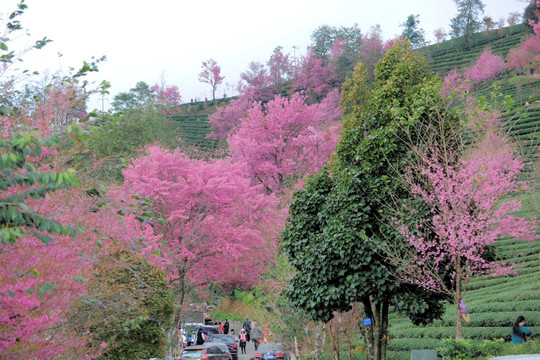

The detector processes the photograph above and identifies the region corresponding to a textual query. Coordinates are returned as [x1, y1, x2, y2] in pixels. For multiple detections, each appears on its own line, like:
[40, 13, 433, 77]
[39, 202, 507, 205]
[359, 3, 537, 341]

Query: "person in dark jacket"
[243, 318, 251, 342]
[223, 319, 230, 334]
[196, 328, 205, 345]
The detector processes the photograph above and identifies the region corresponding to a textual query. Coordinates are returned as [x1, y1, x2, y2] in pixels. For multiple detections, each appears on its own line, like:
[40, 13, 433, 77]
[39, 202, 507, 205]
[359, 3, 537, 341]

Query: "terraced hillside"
[420, 24, 530, 76]
[169, 115, 220, 151]
[475, 76, 540, 167]
[387, 25, 540, 360]
[386, 194, 540, 359]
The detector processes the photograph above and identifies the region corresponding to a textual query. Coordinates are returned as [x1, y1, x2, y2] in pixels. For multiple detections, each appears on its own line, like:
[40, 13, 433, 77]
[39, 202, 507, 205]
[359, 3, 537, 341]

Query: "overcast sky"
[2, 0, 528, 109]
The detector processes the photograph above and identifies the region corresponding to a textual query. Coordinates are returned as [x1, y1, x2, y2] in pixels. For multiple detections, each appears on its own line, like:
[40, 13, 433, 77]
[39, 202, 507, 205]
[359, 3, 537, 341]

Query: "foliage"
[310, 24, 363, 60]
[400, 14, 426, 48]
[524, 1, 540, 28]
[267, 46, 294, 94]
[357, 28, 392, 81]
[393, 104, 538, 340]
[199, 58, 224, 101]
[111, 81, 156, 113]
[282, 40, 454, 360]
[440, 70, 471, 97]
[437, 338, 540, 359]
[82, 108, 182, 183]
[207, 96, 252, 140]
[0, 132, 79, 244]
[434, 27, 447, 44]
[151, 82, 182, 116]
[121, 145, 284, 295]
[294, 47, 337, 100]
[450, 0, 486, 47]
[239, 61, 274, 101]
[464, 50, 506, 84]
[228, 92, 340, 194]
[74, 250, 174, 360]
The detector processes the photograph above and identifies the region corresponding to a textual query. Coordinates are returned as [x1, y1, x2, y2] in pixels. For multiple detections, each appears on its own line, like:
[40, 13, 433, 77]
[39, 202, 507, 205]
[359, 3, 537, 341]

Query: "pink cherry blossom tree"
[239, 61, 274, 101]
[293, 47, 336, 100]
[228, 93, 340, 194]
[440, 70, 471, 97]
[207, 95, 253, 140]
[464, 50, 506, 84]
[121, 145, 283, 303]
[151, 83, 182, 116]
[198, 58, 224, 101]
[434, 28, 447, 45]
[394, 112, 538, 340]
[267, 46, 294, 94]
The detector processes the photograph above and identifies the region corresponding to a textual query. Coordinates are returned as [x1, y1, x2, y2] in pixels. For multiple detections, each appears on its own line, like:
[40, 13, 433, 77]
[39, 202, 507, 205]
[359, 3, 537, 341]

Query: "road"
[238, 338, 257, 360]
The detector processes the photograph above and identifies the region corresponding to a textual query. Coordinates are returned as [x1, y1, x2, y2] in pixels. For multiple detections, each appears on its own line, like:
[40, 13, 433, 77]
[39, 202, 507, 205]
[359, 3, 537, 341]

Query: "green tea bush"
[437, 338, 480, 359]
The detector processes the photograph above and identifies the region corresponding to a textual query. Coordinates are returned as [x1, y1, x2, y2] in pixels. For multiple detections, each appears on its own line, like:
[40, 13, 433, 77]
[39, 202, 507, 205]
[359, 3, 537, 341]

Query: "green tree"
[310, 24, 363, 60]
[80, 108, 182, 183]
[111, 81, 156, 113]
[400, 14, 426, 48]
[281, 41, 456, 360]
[70, 250, 175, 360]
[450, 0, 485, 47]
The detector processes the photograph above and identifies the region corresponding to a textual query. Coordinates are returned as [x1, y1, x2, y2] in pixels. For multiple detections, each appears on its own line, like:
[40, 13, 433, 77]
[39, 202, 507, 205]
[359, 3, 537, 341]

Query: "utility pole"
[99, 93, 109, 112]
[292, 45, 299, 67]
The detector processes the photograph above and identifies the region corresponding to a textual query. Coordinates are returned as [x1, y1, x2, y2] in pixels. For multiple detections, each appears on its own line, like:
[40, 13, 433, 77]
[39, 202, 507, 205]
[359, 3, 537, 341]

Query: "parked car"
[185, 323, 222, 346]
[254, 343, 291, 360]
[207, 334, 238, 360]
[179, 343, 232, 360]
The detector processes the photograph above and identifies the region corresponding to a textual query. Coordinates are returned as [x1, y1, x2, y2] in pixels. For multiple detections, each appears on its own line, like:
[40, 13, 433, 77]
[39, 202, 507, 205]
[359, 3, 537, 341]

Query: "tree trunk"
[455, 258, 463, 341]
[362, 298, 375, 360]
[312, 322, 323, 360]
[171, 273, 188, 357]
[380, 300, 389, 359]
[360, 298, 388, 360]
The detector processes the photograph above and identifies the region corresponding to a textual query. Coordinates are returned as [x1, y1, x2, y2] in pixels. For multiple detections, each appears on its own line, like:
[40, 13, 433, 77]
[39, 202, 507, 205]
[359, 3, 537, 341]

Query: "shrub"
[464, 50, 507, 84]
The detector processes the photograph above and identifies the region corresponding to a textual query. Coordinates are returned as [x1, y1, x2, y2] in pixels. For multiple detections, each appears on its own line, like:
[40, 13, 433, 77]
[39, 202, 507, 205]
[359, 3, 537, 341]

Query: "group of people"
[238, 318, 265, 354]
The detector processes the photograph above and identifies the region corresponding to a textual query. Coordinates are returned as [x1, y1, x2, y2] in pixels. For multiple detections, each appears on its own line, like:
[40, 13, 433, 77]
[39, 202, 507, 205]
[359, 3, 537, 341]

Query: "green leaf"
[73, 276, 85, 283]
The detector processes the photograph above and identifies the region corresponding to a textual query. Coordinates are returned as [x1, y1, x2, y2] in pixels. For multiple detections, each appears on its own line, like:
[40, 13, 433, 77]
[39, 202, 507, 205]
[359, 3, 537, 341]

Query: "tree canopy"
[281, 40, 457, 360]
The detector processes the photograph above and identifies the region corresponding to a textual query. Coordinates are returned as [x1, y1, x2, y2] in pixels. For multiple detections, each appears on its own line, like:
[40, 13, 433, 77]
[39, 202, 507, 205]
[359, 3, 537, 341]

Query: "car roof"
[210, 334, 235, 339]
[258, 343, 285, 352]
[184, 342, 228, 350]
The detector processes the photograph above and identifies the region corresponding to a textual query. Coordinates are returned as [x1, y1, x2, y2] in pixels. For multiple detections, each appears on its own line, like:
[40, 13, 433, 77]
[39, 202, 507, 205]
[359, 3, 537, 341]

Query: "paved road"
[237, 339, 257, 360]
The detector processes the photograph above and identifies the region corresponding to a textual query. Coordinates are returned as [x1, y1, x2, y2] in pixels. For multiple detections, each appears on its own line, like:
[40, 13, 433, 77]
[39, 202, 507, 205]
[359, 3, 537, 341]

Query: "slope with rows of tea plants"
[387, 24, 540, 360]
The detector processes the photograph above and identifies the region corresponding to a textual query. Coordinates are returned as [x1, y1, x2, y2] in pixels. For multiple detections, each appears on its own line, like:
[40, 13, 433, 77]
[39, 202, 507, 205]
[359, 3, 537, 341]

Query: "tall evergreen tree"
[450, 0, 485, 47]
[400, 14, 426, 48]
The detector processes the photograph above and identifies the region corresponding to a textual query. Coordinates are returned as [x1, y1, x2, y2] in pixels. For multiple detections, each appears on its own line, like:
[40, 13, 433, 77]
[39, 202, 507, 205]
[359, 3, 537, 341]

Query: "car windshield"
[181, 350, 204, 358]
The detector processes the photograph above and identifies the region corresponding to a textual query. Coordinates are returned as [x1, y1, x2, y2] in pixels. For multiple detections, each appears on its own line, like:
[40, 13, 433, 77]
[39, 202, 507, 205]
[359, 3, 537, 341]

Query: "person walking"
[239, 329, 247, 354]
[251, 322, 263, 351]
[512, 316, 532, 344]
[223, 319, 230, 334]
[243, 318, 251, 342]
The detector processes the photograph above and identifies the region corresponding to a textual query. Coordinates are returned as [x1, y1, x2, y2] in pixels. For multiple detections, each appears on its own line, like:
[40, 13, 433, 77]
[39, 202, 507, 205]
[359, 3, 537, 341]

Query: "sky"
[2, 0, 529, 110]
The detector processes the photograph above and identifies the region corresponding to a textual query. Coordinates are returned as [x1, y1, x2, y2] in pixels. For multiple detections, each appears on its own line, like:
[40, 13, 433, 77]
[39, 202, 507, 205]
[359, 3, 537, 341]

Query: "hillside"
[387, 25, 540, 359]
[420, 24, 530, 76]
[169, 114, 221, 151]
[172, 23, 540, 359]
